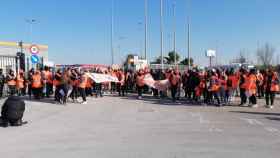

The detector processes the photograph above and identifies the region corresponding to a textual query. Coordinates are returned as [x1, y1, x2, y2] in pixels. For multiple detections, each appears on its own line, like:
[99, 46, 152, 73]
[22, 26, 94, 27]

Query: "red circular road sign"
[29, 45, 40, 54]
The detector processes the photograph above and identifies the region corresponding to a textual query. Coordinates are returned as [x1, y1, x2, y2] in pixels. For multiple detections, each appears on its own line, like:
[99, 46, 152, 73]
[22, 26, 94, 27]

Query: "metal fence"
[150, 64, 189, 72]
[0, 55, 17, 74]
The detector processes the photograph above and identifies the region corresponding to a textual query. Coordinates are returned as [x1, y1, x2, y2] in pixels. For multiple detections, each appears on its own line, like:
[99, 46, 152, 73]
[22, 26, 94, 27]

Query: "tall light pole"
[160, 0, 164, 70]
[137, 21, 143, 58]
[187, 0, 191, 69]
[172, 1, 177, 66]
[144, 0, 148, 61]
[111, 0, 115, 65]
[25, 19, 37, 43]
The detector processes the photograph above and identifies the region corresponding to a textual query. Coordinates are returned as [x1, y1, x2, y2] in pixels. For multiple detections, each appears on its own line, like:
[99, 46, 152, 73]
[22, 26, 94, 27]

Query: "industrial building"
[0, 41, 48, 74]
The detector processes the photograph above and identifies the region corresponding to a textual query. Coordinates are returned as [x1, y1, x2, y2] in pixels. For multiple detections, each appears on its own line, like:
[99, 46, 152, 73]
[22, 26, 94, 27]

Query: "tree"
[151, 56, 164, 64]
[256, 43, 275, 67]
[180, 58, 194, 66]
[123, 54, 136, 69]
[164, 51, 180, 64]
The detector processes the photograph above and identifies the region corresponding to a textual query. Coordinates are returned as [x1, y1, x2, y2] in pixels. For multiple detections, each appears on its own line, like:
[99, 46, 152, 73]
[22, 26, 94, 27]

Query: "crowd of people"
[1, 65, 279, 109]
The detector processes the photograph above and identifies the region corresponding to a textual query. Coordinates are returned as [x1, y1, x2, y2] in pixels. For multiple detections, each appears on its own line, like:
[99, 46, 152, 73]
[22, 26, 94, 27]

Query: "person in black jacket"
[0, 69, 5, 97]
[0, 96, 26, 127]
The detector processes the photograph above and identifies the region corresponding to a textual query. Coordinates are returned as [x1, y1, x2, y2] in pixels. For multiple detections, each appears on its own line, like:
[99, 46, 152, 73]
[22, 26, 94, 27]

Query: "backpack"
[1, 96, 25, 123]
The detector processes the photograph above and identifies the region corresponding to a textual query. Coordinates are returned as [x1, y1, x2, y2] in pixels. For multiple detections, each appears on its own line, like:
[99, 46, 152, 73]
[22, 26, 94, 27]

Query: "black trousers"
[79, 88, 86, 102]
[0, 84, 4, 97]
[96, 83, 103, 97]
[71, 86, 79, 100]
[171, 85, 178, 102]
[265, 90, 275, 106]
[46, 83, 53, 97]
[206, 91, 220, 105]
[8, 85, 16, 96]
[18, 88, 26, 96]
[32, 88, 42, 99]
[137, 85, 143, 97]
[249, 94, 257, 105]
[117, 84, 125, 96]
[152, 88, 159, 97]
[28, 84, 32, 99]
[240, 88, 247, 105]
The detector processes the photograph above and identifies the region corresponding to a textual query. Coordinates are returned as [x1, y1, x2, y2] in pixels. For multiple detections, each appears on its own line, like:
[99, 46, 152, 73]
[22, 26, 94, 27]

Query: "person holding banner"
[169, 69, 181, 102]
[79, 71, 88, 104]
[136, 69, 145, 99]
[117, 69, 125, 97]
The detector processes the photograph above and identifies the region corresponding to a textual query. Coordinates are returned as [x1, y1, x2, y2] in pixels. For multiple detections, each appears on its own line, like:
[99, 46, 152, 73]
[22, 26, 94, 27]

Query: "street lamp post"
[144, 0, 148, 61]
[187, 0, 191, 70]
[25, 19, 37, 43]
[160, 0, 164, 70]
[111, 0, 115, 65]
[172, 1, 177, 66]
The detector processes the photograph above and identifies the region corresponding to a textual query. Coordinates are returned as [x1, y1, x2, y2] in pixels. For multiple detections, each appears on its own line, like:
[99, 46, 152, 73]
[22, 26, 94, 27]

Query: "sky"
[0, 0, 280, 66]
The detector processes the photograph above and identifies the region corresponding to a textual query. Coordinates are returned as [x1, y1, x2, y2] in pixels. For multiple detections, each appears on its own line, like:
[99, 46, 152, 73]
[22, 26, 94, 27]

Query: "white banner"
[87, 73, 119, 83]
[143, 74, 170, 91]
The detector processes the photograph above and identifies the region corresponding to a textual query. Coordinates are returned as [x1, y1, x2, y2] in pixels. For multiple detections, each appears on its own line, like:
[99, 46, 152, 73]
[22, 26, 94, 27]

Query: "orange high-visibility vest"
[16, 75, 25, 89]
[44, 71, 53, 84]
[270, 73, 280, 92]
[7, 75, 16, 86]
[211, 76, 220, 92]
[240, 74, 247, 89]
[79, 75, 88, 88]
[86, 78, 92, 88]
[246, 74, 257, 95]
[32, 74, 42, 88]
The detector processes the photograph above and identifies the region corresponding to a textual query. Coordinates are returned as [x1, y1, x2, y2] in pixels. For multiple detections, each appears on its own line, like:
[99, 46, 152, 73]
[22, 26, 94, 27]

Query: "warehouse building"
[0, 41, 48, 74]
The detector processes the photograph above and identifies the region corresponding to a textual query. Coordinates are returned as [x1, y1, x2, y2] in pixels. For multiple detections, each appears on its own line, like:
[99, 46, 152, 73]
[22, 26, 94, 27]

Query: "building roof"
[0, 41, 48, 51]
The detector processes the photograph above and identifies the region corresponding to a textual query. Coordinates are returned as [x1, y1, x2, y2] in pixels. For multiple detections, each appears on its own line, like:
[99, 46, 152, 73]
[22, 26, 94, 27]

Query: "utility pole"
[160, 0, 164, 70]
[144, 0, 148, 61]
[111, 0, 115, 65]
[187, 0, 191, 70]
[173, 1, 177, 66]
[25, 19, 37, 43]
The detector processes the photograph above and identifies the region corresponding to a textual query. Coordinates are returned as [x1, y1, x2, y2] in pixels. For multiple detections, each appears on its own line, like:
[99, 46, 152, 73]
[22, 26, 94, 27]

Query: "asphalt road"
[0, 95, 279, 158]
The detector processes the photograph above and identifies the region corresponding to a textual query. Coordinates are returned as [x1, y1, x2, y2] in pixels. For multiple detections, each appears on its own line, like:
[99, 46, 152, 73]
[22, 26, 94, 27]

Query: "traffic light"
[16, 52, 25, 71]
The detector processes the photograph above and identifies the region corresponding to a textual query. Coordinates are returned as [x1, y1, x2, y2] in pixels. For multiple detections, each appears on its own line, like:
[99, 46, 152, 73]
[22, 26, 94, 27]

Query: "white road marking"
[264, 127, 279, 133]
[209, 126, 224, 133]
[189, 112, 210, 124]
[240, 118, 264, 126]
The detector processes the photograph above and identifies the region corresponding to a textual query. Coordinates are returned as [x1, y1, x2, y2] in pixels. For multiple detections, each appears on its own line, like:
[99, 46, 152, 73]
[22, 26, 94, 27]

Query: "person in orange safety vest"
[7, 69, 17, 96]
[32, 70, 43, 99]
[246, 68, 258, 108]
[16, 70, 26, 96]
[264, 68, 279, 108]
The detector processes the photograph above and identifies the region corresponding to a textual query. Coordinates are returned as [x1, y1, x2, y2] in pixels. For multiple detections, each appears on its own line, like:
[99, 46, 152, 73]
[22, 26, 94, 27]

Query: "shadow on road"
[114, 94, 217, 107]
[266, 117, 280, 121]
[230, 111, 280, 116]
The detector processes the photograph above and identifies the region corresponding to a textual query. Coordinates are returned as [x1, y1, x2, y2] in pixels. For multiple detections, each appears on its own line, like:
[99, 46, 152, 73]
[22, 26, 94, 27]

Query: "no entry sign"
[30, 45, 40, 54]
